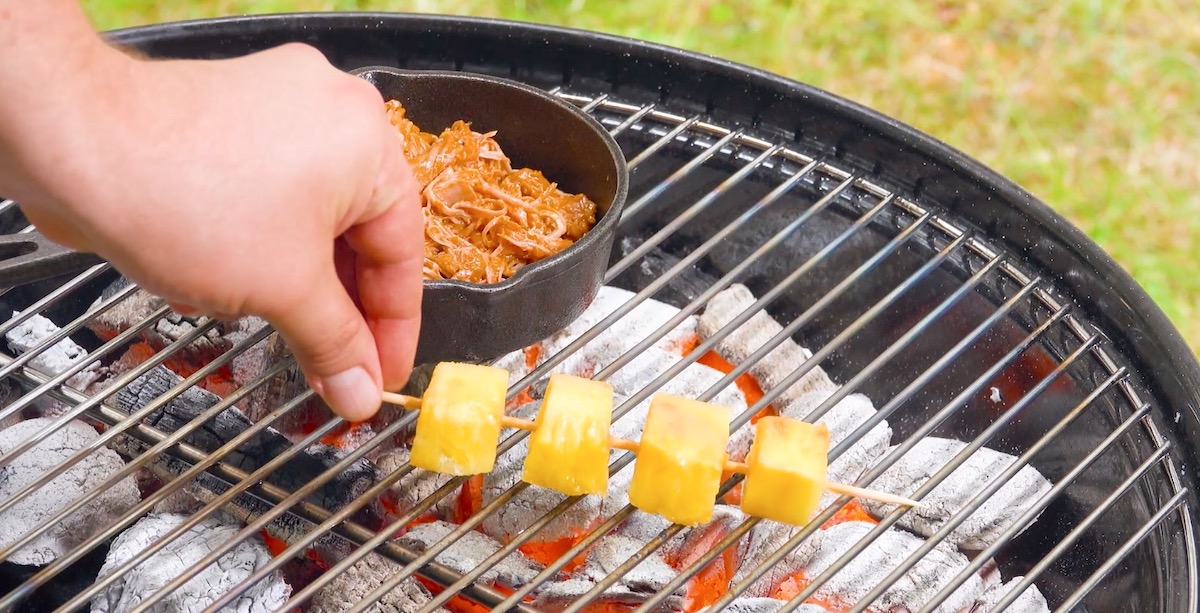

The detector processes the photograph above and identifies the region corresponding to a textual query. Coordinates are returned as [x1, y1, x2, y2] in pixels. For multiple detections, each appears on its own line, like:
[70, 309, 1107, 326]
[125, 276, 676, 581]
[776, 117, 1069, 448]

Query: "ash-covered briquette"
[376, 447, 457, 522]
[90, 512, 290, 613]
[975, 576, 1050, 613]
[798, 521, 985, 613]
[778, 389, 893, 510]
[607, 356, 749, 455]
[309, 553, 450, 613]
[697, 284, 838, 406]
[5, 311, 106, 418]
[860, 437, 1053, 550]
[521, 287, 699, 397]
[0, 418, 141, 566]
[731, 520, 819, 598]
[115, 365, 385, 525]
[395, 520, 546, 590]
[86, 279, 233, 363]
[481, 436, 604, 545]
[532, 532, 687, 613]
[699, 597, 830, 613]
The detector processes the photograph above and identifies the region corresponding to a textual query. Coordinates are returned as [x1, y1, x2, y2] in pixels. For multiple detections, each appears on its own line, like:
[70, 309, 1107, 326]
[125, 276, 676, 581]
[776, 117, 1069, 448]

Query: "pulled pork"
[386, 101, 598, 284]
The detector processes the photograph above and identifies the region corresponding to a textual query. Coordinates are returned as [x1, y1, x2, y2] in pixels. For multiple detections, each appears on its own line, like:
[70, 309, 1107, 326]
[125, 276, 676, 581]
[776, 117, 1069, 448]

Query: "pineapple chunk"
[628, 394, 731, 526]
[522, 374, 614, 496]
[410, 362, 508, 475]
[741, 416, 829, 526]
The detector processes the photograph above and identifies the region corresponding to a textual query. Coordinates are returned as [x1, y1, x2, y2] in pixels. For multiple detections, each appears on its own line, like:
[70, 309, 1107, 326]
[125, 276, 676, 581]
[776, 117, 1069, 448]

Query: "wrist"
[0, 26, 139, 227]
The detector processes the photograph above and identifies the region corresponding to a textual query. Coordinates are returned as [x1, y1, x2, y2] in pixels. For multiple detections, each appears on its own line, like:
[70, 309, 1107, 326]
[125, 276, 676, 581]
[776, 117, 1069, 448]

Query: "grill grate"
[0, 85, 1192, 613]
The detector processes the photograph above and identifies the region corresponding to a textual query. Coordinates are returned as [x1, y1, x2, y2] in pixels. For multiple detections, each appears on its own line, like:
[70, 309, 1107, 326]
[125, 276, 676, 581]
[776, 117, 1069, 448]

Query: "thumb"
[268, 264, 383, 422]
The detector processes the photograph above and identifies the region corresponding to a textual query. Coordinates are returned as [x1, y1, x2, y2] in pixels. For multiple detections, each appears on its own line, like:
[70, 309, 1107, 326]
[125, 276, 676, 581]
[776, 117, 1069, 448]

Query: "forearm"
[0, 1, 130, 220]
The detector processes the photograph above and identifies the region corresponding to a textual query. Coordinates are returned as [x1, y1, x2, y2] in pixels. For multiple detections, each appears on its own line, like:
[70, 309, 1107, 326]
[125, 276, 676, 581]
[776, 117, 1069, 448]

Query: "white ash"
[533, 533, 686, 613]
[699, 598, 828, 613]
[86, 284, 232, 362]
[778, 389, 892, 510]
[798, 521, 984, 613]
[0, 418, 140, 566]
[732, 520, 820, 598]
[974, 577, 1050, 613]
[90, 512, 290, 613]
[376, 447, 457, 522]
[309, 552, 448, 613]
[608, 359, 748, 452]
[554, 314, 697, 388]
[860, 437, 1053, 550]
[395, 520, 545, 589]
[481, 436, 604, 546]
[5, 312, 103, 417]
[533, 287, 697, 389]
[697, 284, 838, 406]
[224, 316, 271, 388]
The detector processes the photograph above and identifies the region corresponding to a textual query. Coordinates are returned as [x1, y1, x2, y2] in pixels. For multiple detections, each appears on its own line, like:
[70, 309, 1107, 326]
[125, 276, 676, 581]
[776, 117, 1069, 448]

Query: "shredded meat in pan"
[385, 100, 599, 284]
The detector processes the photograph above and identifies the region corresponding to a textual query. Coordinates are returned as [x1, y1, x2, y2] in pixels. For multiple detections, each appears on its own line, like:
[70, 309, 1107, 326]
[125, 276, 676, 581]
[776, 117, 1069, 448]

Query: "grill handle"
[0, 230, 104, 288]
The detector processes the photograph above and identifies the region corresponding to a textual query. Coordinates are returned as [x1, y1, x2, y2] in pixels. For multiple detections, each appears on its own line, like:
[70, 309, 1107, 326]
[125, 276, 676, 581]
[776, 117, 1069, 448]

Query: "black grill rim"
[101, 11, 1200, 519]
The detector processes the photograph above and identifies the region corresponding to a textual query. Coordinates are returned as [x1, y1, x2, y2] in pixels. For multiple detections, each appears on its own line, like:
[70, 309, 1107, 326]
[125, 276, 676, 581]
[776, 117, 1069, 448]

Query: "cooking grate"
[0, 33, 1196, 613]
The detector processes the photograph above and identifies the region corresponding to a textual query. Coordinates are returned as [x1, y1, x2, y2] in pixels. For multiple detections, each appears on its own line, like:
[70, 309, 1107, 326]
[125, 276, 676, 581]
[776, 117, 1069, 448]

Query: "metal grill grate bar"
[781, 335, 1100, 613]
[917, 396, 1151, 613]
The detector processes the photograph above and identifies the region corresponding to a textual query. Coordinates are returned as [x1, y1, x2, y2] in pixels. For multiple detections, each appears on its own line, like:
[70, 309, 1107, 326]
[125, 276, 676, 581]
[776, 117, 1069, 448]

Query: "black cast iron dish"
[350, 66, 629, 364]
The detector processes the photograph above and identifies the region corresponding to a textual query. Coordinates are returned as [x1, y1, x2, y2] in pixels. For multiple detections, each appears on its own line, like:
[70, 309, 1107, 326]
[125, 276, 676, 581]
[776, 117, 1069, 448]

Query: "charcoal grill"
[0, 12, 1197, 613]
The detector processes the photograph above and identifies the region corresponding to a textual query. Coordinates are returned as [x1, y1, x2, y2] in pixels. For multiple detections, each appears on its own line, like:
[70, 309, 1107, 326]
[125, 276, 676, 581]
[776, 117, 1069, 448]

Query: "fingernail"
[317, 366, 379, 421]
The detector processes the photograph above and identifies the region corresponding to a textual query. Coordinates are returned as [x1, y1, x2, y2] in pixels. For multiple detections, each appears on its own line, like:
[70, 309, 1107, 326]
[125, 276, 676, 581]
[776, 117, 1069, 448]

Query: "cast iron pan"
[352, 66, 628, 364]
[0, 66, 629, 367]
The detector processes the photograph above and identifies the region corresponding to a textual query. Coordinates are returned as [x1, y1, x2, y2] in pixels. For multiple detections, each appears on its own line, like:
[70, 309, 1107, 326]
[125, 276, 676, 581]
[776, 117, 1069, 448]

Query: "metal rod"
[617, 129, 742, 222]
[916, 399, 1152, 613]
[779, 335, 1099, 612]
[0, 325, 273, 561]
[716, 304, 1070, 611]
[848, 368, 1128, 613]
[11, 354, 293, 608]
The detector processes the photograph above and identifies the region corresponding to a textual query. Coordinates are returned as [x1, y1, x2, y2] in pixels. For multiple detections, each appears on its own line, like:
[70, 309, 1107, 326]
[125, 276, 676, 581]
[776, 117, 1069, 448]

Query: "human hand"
[4, 42, 423, 422]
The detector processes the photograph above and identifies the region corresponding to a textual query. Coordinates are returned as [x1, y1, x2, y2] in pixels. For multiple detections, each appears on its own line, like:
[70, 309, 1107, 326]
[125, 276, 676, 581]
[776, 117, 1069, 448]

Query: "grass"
[83, 0, 1200, 354]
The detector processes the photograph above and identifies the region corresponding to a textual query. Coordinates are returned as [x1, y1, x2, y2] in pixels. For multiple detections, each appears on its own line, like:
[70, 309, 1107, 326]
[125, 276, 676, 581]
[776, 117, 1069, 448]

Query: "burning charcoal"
[860, 437, 1053, 550]
[797, 521, 985, 612]
[395, 520, 545, 590]
[309, 552, 449, 613]
[90, 512, 290, 613]
[481, 438, 604, 557]
[0, 418, 140, 566]
[697, 284, 837, 407]
[115, 365, 385, 527]
[376, 447, 457, 523]
[609, 359, 748, 451]
[975, 577, 1050, 613]
[731, 520, 819, 598]
[243, 332, 333, 433]
[224, 316, 271, 387]
[0, 379, 23, 430]
[777, 389, 892, 509]
[699, 597, 828, 613]
[86, 279, 233, 364]
[535, 288, 696, 379]
[533, 533, 686, 613]
[5, 311, 103, 390]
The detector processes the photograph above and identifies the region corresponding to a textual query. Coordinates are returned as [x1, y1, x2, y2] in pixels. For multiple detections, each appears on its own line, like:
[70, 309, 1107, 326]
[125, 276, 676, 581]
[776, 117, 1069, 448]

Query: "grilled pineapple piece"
[628, 394, 731, 526]
[741, 416, 829, 525]
[410, 362, 508, 475]
[522, 374, 615, 496]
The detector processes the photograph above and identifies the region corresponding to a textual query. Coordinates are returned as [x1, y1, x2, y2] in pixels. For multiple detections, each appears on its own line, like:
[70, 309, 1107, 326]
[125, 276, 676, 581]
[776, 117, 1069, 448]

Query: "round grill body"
[0, 12, 1195, 613]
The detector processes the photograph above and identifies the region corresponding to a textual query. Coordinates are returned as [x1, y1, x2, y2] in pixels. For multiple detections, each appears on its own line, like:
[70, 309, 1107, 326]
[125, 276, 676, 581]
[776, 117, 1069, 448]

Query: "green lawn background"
[82, 1, 1200, 354]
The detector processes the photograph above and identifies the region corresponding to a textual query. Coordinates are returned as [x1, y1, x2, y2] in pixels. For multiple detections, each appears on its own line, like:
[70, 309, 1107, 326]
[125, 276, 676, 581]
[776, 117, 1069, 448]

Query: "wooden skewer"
[382, 391, 920, 508]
